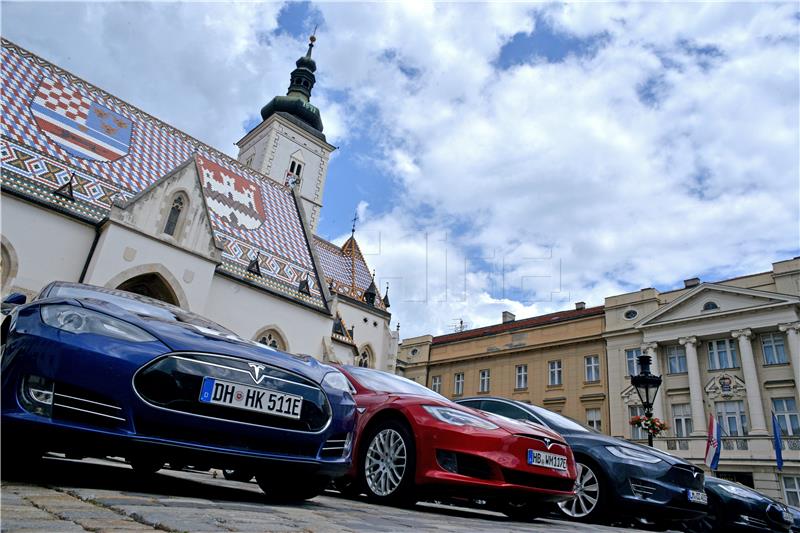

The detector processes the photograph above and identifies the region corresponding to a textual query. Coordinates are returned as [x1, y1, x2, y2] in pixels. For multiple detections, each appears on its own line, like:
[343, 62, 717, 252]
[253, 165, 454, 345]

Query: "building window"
[585, 355, 600, 382]
[431, 375, 442, 394]
[548, 360, 562, 386]
[623, 309, 638, 320]
[479, 369, 490, 393]
[515, 364, 528, 390]
[586, 408, 601, 432]
[629, 405, 646, 440]
[784, 476, 800, 507]
[708, 339, 739, 370]
[625, 348, 641, 376]
[163, 194, 185, 236]
[773, 397, 800, 436]
[761, 333, 787, 365]
[672, 403, 693, 437]
[716, 400, 748, 436]
[357, 347, 372, 368]
[702, 301, 719, 311]
[666, 345, 687, 374]
[454, 373, 464, 396]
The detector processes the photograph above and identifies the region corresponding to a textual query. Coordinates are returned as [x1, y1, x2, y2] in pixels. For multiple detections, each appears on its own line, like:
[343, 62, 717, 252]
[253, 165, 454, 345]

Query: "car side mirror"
[3, 293, 26, 306]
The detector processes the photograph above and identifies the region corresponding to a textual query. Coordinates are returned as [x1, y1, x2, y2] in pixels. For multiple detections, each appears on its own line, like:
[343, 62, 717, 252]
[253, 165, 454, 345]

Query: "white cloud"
[5, 2, 798, 338]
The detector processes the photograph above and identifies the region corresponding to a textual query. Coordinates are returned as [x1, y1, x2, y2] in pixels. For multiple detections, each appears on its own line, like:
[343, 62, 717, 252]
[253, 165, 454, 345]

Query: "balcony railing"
[654, 435, 800, 463]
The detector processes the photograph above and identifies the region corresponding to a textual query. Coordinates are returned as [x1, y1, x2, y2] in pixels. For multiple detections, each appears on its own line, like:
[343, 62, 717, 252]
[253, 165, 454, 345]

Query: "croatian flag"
[704, 414, 721, 470]
[772, 412, 784, 471]
[30, 76, 132, 162]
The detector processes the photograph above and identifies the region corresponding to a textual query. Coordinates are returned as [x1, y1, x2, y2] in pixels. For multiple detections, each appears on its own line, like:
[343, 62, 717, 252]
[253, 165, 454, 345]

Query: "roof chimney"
[575, 301, 586, 310]
[684, 277, 701, 288]
[502, 311, 516, 324]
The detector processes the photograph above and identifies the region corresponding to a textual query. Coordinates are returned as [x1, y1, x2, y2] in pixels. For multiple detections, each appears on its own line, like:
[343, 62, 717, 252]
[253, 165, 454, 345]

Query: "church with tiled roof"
[0, 37, 397, 370]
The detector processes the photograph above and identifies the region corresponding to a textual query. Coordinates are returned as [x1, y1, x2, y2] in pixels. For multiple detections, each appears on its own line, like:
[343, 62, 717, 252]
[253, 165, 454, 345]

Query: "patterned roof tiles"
[0, 39, 325, 310]
[313, 235, 385, 310]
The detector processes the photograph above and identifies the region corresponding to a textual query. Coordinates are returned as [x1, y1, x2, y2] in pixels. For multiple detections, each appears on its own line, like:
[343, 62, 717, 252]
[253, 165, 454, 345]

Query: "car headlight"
[41, 305, 157, 343]
[606, 445, 662, 464]
[322, 371, 354, 394]
[719, 483, 759, 499]
[423, 405, 500, 430]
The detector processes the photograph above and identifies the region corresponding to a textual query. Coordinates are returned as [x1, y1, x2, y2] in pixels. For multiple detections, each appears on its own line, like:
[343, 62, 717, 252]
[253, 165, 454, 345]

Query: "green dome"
[260, 96, 323, 132]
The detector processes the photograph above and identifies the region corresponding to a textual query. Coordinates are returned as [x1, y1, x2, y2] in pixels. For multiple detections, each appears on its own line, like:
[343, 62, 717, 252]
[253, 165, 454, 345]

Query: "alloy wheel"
[558, 462, 600, 518]
[364, 428, 407, 497]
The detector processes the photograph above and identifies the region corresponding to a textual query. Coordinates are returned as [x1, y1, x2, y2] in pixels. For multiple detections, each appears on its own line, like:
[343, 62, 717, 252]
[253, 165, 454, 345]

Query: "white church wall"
[204, 274, 333, 357]
[82, 223, 217, 312]
[335, 298, 394, 371]
[1, 195, 95, 299]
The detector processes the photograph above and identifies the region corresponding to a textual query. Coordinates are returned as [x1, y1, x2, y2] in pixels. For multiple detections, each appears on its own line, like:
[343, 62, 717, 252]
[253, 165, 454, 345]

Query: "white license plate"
[199, 377, 302, 420]
[687, 489, 708, 505]
[782, 510, 793, 522]
[527, 449, 568, 471]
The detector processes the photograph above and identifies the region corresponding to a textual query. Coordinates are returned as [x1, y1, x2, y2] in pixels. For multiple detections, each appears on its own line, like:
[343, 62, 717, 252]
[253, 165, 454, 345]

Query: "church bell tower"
[235, 34, 335, 232]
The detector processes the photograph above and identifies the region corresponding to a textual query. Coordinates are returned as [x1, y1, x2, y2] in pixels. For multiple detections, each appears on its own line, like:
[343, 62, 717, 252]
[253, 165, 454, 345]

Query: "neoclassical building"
[605, 257, 800, 504]
[0, 38, 397, 370]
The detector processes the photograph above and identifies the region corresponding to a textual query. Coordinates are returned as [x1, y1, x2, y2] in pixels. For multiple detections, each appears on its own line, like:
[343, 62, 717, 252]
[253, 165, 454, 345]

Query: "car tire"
[556, 459, 607, 523]
[256, 473, 329, 502]
[359, 419, 416, 505]
[222, 469, 254, 482]
[128, 457, 164, 476]
[501, 499, 540, 522]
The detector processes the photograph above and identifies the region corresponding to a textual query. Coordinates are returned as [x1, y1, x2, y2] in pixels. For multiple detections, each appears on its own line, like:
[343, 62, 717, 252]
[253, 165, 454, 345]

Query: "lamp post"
[631, 354, 663, 447]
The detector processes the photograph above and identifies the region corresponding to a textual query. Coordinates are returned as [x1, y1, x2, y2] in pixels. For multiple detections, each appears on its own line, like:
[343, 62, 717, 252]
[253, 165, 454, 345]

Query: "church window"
[286, 157, 303, 188]
[257, 329, 287, 351]
[357, 346, 373, 368]
[163, 194, 185, 236]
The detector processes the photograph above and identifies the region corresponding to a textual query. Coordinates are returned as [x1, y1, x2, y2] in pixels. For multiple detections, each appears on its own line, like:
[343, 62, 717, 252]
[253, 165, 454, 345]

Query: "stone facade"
[399, 306, 610, 434]
[605, 257, 800, 504]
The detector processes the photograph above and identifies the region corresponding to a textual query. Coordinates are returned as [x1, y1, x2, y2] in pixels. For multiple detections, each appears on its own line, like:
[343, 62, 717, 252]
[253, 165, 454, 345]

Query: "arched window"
[703, 301, 719, 311]
[285, 156, 304, 188]
[357, 346, 373, 368]
[257, 329, 287, 351]
[163, 194, 185, 236]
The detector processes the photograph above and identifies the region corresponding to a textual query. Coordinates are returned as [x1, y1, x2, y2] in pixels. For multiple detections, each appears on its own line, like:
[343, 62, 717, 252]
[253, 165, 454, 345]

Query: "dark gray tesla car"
[456, 397, 707, 526]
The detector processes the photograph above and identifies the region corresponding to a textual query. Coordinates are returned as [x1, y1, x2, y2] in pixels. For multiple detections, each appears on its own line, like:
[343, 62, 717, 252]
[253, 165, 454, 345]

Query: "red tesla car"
[334, 365, 577, 520]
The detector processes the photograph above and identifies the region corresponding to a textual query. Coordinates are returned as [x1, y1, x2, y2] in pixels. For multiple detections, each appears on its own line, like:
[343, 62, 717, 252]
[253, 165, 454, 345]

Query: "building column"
[732, 328, 768, 436]
[680, 336, 707, 436]
[641, 342, 665, 422]
[778, 322, 800, 403]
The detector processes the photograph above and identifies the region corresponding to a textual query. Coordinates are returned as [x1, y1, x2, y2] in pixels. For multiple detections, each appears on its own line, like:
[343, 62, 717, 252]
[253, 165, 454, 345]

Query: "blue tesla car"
[1, 282, 356, 501]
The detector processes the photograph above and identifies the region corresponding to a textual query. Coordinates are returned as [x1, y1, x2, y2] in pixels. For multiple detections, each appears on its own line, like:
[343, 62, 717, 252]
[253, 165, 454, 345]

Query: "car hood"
[563, 430, 688, 466]
[482, 412, 567, 443]
[71, 297, 335, 384]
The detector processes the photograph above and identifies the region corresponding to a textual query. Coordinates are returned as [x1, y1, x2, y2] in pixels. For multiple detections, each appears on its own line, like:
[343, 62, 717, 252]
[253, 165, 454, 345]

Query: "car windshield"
[346, 366, 446, 399]
[47, 284, 234, 334]
[530, 405, 595, 433]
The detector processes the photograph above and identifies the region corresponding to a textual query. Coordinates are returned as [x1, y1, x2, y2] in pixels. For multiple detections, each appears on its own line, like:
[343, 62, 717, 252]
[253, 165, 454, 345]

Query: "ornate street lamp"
[631, 354, 663, 447]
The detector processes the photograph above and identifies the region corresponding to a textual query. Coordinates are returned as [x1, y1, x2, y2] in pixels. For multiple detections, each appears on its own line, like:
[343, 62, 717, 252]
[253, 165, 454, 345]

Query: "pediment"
[109, 158, 222, 262]
[636, 283, 799, 327]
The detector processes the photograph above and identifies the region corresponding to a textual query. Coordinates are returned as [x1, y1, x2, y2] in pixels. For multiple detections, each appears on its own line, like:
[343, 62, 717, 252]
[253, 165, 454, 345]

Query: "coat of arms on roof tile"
[30, 76, 132, 162]
[197, 155, 265, 230]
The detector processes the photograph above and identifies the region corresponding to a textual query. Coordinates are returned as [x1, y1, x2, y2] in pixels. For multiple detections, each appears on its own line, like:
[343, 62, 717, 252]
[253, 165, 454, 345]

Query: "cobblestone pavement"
[2, 456, 657, 532]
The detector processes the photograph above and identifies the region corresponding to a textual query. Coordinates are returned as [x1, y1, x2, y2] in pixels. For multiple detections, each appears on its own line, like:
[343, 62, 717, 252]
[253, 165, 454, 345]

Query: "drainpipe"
[79, 218, 106, 283]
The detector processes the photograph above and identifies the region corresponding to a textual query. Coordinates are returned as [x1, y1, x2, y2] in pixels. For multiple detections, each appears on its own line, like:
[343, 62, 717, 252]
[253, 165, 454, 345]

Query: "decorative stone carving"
[704, 374, 746, 400]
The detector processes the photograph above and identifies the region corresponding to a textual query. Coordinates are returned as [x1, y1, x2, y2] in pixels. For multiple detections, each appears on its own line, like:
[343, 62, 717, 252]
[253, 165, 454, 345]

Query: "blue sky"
[3, 2, 799, 336]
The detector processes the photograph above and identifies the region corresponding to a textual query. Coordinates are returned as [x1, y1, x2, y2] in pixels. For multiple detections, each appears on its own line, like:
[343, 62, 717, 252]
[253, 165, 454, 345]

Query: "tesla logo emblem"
[693, 471, 700, 478]
[544, 438, 552, 449]
[248, 363, 266, 384]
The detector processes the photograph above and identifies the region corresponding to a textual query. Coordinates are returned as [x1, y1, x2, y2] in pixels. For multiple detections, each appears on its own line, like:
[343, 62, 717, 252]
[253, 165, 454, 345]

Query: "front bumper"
[2, 309, 355, 476]
[598, 455, 707, 521]
[412, 413, 577, 502]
